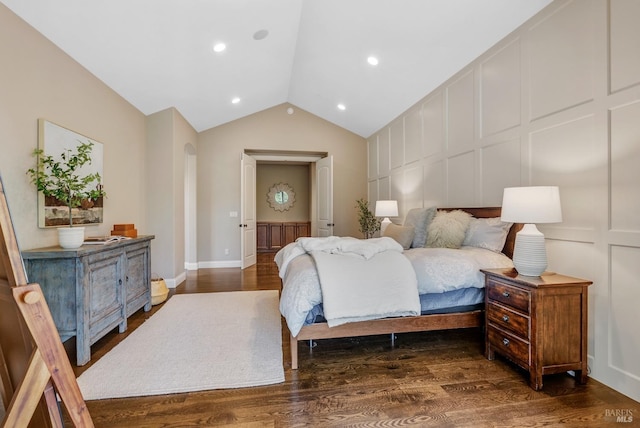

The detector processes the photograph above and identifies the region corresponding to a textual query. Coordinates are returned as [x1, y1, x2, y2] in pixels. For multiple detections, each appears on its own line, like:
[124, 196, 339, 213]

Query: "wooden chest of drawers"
[482, 268, 592, 390]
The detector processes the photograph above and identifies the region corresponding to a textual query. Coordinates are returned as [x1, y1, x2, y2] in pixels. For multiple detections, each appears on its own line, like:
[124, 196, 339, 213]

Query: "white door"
[240, 153, 257, 269]
[316, 155, 333, 237]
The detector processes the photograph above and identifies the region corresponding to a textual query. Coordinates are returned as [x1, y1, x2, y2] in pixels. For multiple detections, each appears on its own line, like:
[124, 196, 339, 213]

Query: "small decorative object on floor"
[151, 276, 168, 305]
[111, 223, 137, 237]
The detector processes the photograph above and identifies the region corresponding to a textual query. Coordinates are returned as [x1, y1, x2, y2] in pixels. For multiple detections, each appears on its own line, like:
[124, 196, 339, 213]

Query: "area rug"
[77, 290, 284, 400]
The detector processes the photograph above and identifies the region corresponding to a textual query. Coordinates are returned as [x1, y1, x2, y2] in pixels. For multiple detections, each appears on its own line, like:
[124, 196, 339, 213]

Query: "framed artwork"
[37, 119, 105, 228]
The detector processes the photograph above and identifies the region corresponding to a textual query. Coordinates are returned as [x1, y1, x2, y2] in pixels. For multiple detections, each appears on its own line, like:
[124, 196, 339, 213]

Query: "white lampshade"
[501, 186, 562, 277]
[501, 186, 562, 224]
[375, 200, 398, 217]
[375, 200, 398, 235]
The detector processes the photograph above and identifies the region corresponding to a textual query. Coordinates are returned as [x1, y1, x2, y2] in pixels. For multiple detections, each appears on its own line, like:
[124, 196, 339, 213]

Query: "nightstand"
[482, 268, 592, 390]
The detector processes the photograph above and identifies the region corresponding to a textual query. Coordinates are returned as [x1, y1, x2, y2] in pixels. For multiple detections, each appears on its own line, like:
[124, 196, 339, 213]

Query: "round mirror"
[275, 191, 288, 204]
[267, 183, 295, 211]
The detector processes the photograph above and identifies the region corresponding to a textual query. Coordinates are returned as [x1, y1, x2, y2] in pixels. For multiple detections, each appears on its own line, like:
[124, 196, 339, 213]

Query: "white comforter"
[276, 236, 420, 333]
[404, 246, 514, 294]
[277, 244, 514, 337]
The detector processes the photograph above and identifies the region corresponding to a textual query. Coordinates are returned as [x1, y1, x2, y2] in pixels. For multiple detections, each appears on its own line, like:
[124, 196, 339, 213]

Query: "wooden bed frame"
[288, 207, 522, 369]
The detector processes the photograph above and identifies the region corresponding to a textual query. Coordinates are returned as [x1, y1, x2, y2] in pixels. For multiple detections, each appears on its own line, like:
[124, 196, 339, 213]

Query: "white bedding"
[276, 236, 420, 333]
[277, 244, 514, 337]
[311, 249, 420, 328]
[275, 236, 405, 279]
[404, 246, 514, 294]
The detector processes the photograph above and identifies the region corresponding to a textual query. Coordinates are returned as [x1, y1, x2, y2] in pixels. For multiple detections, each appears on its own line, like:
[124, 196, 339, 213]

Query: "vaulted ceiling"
[2, 0, 552, 137]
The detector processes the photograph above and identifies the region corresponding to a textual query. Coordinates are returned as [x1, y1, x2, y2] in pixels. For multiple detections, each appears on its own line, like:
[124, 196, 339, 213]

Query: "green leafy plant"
[355, 198, 380, 239]
[27, 140, 106, 227]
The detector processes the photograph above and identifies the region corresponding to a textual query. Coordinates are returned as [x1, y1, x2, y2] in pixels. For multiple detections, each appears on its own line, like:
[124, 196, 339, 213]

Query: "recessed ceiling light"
[213, 42, 226, 53]
[337, 103, 346, 111]
[253, 29, 269, 41]
[367, 56, 379, 66]
[231, 97, 241, 104]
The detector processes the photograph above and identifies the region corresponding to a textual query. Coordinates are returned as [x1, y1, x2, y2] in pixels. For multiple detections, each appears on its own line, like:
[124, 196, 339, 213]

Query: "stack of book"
[84, 235, 131, 245]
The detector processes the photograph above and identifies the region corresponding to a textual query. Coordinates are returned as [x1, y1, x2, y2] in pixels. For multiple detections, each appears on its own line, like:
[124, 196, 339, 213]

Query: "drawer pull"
[502, 315, 510, 322]
[502, 338, 510, 347]
[502, 291, 510, 298]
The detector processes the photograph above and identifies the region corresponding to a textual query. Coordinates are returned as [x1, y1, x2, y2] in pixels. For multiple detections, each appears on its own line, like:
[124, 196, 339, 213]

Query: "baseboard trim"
[198, 260, 242, 269]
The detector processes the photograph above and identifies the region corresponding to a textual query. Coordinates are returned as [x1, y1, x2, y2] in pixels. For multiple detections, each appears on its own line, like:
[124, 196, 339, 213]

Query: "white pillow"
[426, 210, 472, 249]
[463, 217, 513, 253]
[403, 206, 436, 248]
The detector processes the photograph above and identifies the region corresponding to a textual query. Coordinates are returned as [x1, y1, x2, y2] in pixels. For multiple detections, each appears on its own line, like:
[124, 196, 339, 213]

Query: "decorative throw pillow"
[463, 217, 513, 253]
[403, 206, 437, 248]
[426, 210, 472, 249]
[383, 223, 415, 250]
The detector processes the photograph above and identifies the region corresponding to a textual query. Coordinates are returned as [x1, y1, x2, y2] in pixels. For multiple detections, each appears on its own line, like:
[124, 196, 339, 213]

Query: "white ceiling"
[2, 0, 552, 138]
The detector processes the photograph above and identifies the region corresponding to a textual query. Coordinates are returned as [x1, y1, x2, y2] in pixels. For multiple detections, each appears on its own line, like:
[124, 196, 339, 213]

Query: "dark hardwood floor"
[65, 253, 639, 427]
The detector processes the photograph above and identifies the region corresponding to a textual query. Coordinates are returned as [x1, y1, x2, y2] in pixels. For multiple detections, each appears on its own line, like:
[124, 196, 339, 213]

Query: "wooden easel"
[0, 175, 93, 427]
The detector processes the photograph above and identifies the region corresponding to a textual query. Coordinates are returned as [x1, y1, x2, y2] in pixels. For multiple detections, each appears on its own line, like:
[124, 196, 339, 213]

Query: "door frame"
[241, 150, 331, 255]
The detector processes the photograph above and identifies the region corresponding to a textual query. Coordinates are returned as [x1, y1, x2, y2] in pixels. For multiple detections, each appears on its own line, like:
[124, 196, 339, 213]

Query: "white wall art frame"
[37, 119, 104, 228]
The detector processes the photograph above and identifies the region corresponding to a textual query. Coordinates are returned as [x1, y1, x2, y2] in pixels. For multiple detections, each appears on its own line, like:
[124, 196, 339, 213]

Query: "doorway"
[240, 150, 333, 268]
[256, 162, 311, 253]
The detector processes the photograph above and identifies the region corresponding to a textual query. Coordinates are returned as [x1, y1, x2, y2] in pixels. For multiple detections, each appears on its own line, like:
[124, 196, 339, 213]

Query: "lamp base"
[380, 218, 392, 235]
[512, 224, 548, 277]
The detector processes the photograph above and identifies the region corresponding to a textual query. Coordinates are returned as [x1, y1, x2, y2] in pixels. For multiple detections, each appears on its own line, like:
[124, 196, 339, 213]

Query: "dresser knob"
[502, 338, 510, 347]
[502, 315, 510, 322]
[502, 291, 510, 298]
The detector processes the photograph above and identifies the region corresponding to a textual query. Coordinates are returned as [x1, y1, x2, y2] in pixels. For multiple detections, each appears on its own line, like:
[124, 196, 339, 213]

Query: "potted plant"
[27, 140, 106, 249]
[355, 198, 380, 239]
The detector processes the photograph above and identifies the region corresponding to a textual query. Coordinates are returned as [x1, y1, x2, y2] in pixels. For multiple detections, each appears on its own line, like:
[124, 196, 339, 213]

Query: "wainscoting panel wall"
[480, 39, 521, 138]
[366, 0, 640, 401]
[256, 222, 310, 252]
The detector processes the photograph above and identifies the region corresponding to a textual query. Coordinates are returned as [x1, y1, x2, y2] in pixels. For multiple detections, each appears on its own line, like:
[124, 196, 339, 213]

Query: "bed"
[276, 207, 522, 369]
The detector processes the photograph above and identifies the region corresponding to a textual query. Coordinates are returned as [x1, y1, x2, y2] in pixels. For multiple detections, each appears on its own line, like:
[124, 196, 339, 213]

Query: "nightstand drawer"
[487, 281, 530, 313]
[487, 303, 529, 338]
[487, 326, 529, 367]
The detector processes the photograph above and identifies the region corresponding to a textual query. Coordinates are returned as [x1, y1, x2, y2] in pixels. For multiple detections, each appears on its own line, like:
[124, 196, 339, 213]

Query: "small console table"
[22, 235, 154, 365]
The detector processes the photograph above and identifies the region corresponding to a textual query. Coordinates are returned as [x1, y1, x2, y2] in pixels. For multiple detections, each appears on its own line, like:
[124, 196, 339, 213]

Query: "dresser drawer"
[487, 302, 529, 338]
[487, 326, 530, 367]
[487, 280, 530, 313]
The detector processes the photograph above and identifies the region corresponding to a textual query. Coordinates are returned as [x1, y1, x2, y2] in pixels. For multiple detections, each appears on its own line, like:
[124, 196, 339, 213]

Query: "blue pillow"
[403, 206, 436, 248]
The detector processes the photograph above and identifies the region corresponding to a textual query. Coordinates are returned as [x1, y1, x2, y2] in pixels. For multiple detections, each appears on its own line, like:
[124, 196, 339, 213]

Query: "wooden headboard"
[441, 207, 523, 259]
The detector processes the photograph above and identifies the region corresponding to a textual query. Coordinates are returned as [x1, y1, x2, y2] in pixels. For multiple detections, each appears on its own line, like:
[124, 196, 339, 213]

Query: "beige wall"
[197, 103, 367, 265]
[0, 4, 148, 251]
[368, 0, 640, 401]
[146, 108, 197, 285]
[257, 164, 310, 222]
[0, 5, 195, 285]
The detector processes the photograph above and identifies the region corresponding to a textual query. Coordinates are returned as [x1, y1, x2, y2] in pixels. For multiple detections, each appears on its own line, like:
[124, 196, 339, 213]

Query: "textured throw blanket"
[275, 236, 420, 328]
[275, 236, 404, 278]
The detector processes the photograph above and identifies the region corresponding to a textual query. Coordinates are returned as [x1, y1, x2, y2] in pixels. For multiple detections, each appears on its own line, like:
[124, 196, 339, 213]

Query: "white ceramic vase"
[57, 226, 85, 249]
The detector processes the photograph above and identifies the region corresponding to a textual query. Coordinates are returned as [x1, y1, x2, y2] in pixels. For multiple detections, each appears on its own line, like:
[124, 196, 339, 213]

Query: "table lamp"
[500, 186, 562, 276]
[375, 200, 398, 235]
